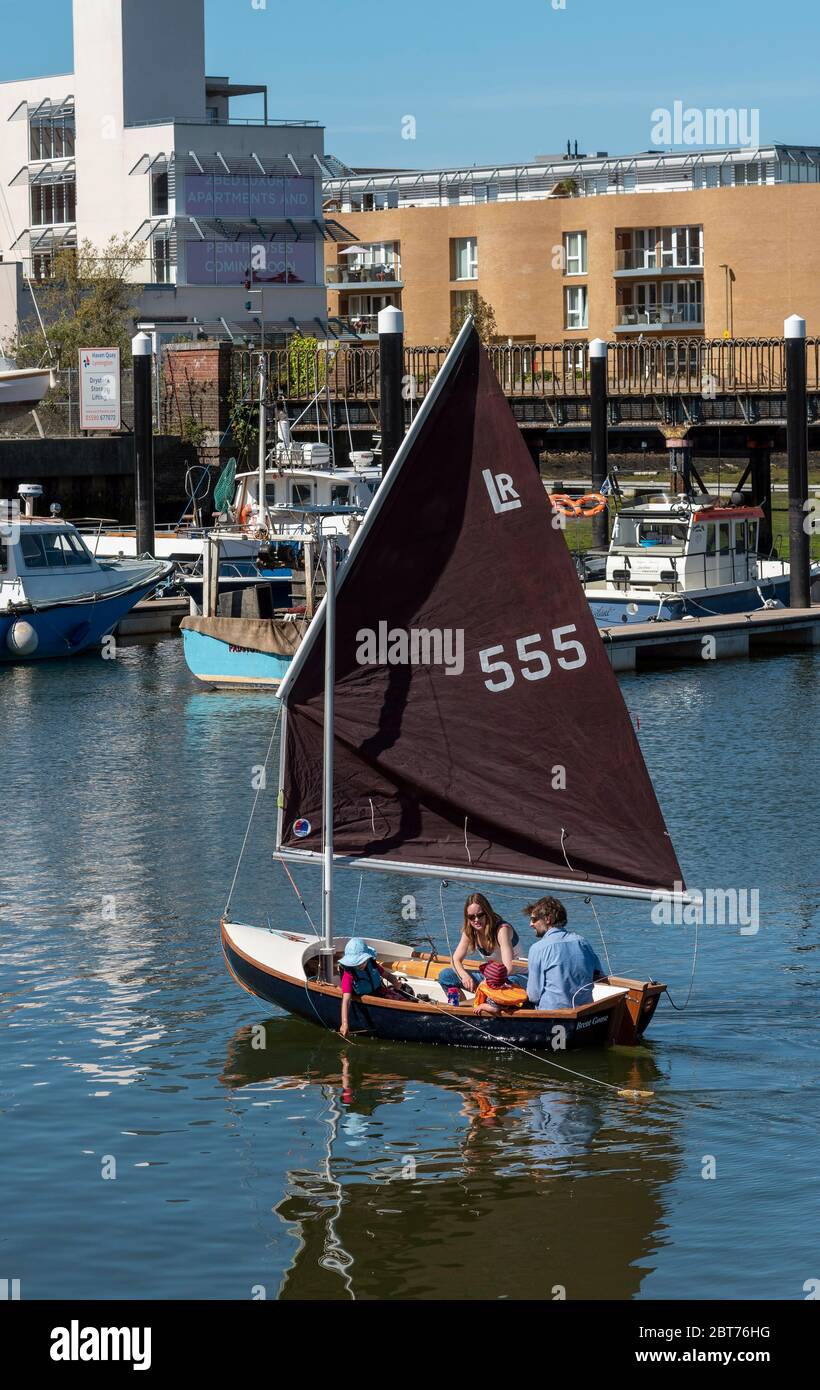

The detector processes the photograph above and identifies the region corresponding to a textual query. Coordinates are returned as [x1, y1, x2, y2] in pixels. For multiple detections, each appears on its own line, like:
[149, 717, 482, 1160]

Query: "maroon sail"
[276, 322, 684, 898]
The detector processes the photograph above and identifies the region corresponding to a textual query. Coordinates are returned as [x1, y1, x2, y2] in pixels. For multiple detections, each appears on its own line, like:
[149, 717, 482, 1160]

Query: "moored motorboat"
[222, 319, 688, 1050]
[579, 493, 819, 626]
[1, 486, 171, 660]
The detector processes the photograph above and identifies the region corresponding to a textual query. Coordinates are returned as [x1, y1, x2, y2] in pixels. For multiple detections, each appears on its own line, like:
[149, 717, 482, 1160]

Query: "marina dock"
[602, 602, 820, 669]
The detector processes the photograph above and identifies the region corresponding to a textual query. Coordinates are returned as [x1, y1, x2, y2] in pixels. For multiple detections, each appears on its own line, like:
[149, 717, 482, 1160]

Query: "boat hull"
[587, 573, 795, 627]
[222, 926, 624, 1050]
[181, 624, 293, 688]
[0, 576, 169, 661]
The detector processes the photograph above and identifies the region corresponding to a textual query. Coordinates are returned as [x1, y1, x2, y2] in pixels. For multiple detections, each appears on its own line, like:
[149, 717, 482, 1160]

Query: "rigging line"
[439, 880, 455, 962]
[223, 702, 282, 919]
[463, 817, 473, 865]
[352, 873, 364, 933]
[585, 895, 613, 976]
[278, 855, 320, 936]
[343, 392, 354, 459]
[422, 1000, 649, 1099]
[664, 915, 699, 1011]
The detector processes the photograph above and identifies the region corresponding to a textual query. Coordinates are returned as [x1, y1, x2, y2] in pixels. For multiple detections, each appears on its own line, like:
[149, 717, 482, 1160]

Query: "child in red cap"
[473, 961, 529, 1016]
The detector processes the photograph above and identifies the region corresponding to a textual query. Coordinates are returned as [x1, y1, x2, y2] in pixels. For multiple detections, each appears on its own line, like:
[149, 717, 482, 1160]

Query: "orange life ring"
[575, 492, 607, 517]
[549, 493, 581, 518]
[239, 502, 254, 526]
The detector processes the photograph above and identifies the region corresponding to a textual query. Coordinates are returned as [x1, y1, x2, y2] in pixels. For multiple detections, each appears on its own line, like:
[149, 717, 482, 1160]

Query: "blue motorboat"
[1, 495, 172, 661]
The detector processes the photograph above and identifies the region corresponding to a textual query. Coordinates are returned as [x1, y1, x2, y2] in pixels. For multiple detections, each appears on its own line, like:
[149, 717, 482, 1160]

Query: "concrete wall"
[0, 434, 201, 519]
[328, 184, 820, 344]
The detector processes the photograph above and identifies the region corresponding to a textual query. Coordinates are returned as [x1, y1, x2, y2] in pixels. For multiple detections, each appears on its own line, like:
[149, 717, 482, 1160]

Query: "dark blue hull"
[223, 931, 622, 1051]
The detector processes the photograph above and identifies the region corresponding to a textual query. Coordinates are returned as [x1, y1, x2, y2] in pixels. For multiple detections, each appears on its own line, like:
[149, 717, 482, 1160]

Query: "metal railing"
[616, 304, 704, 327]
[228, 336, 820, 404]
[325, 261, 402, 285]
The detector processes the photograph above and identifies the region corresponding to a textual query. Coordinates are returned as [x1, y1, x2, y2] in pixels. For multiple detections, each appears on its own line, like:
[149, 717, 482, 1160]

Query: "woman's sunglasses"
[467, 910, 487, 921]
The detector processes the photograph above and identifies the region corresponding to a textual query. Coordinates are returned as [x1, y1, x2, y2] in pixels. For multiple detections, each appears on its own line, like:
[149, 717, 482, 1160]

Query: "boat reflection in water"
[220, 1018, 681, 1301]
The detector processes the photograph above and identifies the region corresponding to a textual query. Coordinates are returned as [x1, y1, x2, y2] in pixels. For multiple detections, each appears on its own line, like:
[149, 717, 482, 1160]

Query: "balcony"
[614, 249, 704, 276]
[326, 259, 402, 289]
[332, 313, 380, 339]
[616, 303, 704, 332]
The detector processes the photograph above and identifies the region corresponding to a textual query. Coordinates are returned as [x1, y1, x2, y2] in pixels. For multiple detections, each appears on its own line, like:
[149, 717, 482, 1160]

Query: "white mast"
[257, 353, 268, 532]
[320, 537, 336, 981]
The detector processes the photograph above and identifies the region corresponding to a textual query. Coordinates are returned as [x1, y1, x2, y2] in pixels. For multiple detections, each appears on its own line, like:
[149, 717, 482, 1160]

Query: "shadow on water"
[220, 1016, 682, 1301]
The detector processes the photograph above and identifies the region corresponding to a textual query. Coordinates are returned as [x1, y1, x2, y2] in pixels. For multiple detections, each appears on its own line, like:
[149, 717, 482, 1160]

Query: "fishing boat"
[222, 319, 687, 1050]
[577, 493, 819, 627]
[1, 486, 172, 660]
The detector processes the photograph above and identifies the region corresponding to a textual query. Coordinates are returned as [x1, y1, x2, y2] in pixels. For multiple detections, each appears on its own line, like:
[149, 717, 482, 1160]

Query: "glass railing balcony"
[616, 303, 704, 327]
[333, 313, 380, 336]
[615, 249, 704, 271]
[326, 261, 402, 286]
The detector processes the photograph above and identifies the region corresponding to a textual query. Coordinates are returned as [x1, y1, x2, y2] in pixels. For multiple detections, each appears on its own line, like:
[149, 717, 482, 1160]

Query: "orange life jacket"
[474, 982, 528, 1010]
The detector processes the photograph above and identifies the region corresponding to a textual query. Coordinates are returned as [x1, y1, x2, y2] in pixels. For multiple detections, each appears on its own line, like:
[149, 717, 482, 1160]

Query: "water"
[0, 640, 817, 1301]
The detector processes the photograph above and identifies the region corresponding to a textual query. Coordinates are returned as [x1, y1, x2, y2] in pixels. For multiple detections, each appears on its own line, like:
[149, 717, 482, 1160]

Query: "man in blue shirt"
[524, 895, 605, 1010]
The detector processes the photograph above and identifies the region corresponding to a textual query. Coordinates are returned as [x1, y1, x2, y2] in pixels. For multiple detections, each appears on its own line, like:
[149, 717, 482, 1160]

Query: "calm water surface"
[0, 640, 817, 1300]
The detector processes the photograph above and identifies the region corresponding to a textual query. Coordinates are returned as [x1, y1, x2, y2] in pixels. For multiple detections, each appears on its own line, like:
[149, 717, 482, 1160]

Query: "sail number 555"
[479, 626, 587, 692]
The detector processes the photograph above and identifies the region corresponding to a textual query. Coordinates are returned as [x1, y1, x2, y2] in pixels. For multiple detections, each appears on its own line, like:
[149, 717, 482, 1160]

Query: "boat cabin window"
[705, 525, 716, 556]
[636, 520, 688, 549]
[21, 530, 93, 568]
[0, 540, 7, 573]
[290, 483, 313, 507]
[718, 522, 731, 555]
[735, 521, 747, 554]
[331, 484, 350, 505]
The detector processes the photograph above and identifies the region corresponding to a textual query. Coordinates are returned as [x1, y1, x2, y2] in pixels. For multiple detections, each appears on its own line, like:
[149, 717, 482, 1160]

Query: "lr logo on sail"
[482, 470, 521, 515]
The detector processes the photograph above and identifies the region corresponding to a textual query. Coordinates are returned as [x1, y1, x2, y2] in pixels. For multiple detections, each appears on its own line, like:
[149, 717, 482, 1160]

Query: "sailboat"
[221, 319, 687, 1050]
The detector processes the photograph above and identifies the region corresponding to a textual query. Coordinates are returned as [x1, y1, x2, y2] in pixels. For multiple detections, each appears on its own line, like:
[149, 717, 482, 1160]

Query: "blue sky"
[1, 0, 817, 168]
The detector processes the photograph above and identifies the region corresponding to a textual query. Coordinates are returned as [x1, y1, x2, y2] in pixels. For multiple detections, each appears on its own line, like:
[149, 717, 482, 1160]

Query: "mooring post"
[202, 533, 220, 618]
[784, 315, 810, 607]
[132, 332, 155, 558]
[378, 305, 405, 477]
[589, 338, 609, 548]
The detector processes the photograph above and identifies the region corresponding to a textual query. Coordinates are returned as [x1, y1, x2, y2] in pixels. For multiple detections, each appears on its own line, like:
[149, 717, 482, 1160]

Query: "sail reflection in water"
[220, 1019, 681, 1301]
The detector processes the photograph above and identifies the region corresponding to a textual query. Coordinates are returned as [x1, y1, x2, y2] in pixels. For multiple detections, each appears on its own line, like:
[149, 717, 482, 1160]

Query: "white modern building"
[0, 0, 352, 348]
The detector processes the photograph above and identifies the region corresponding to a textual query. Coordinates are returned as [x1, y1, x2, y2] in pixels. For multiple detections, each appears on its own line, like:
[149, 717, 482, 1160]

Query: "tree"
[283, 334, 326, 397]
[450, 291, 499, 345]
[11, 236, 145, 368]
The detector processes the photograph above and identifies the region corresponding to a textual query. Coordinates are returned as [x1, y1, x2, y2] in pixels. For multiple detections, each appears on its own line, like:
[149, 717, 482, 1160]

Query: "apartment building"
[323, 146, 820, 344]
[0, 0, 347, 348]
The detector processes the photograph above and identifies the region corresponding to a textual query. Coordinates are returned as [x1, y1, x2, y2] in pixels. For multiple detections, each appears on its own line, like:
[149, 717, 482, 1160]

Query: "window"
[705, 525, 716, 556]
[474, 183, 498, 203]
[152, 171, 169, 216]
[331, 485, 350, 505]
[718, 523, 731, 555]
[20, 531, 91, 568]
[735, 522, 747, 555]
[564, 285, 588, 330]
[31, 180, 76, 226]
[734, 163, 761, 186]
[563, 232, 587, 275]
[290, 483, 313, 506]
[452, 237, 478, 280]
[206, 106, 220, 125]
[29, 116, 75, 162]
[661, 226, 703, 268]
[153, 236, 171, 284]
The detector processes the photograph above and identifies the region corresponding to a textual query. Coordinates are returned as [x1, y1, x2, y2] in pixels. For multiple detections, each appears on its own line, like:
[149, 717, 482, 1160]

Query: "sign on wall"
[79, 349, 121, 431]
